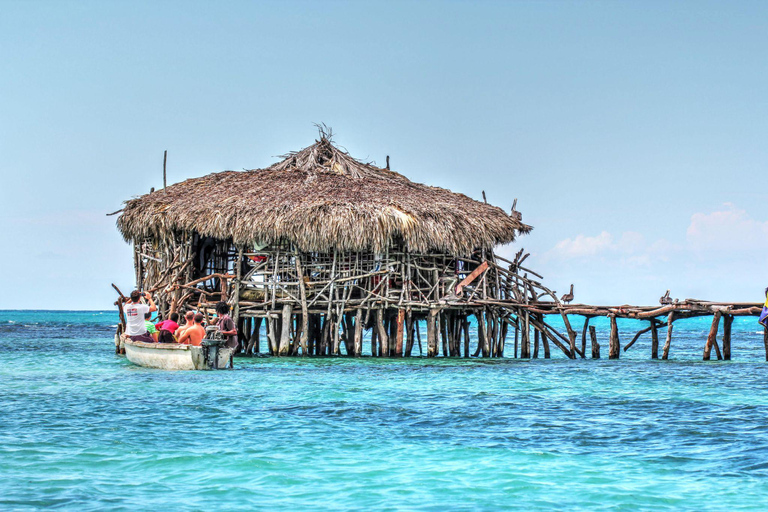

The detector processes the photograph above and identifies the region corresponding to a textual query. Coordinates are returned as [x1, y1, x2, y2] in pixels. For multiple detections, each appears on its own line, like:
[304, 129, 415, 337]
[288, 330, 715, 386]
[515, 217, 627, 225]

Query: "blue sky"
[1, 0, 767, 309]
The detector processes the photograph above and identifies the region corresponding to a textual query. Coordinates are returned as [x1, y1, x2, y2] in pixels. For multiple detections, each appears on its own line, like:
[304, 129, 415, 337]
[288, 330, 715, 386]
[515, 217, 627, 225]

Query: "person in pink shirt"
[155, 312, 180, 334]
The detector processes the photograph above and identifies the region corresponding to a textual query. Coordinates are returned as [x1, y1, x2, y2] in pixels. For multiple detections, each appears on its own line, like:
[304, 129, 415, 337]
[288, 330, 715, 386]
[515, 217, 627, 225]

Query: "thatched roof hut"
[117, 136, 530, 254]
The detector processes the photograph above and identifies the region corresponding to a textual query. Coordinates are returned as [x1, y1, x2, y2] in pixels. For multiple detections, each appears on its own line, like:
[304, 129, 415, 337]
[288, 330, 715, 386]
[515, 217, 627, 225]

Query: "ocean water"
[2, 310, 768, 510]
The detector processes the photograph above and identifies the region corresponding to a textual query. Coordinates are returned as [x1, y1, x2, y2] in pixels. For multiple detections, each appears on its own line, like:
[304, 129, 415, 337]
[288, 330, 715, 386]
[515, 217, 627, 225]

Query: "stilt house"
[115, 134, 555, 358]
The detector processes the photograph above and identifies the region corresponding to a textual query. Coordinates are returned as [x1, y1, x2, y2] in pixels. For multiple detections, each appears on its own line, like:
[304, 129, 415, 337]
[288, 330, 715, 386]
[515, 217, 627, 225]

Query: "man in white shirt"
[123, 290, 157, 342]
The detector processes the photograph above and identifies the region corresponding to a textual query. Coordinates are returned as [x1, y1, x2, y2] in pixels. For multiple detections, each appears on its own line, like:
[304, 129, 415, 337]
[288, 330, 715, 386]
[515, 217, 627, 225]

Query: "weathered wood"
[662, 312, 674, 360]
[352, 309, 363, 356]
[609, 316, 619, 359]
[589, 325, 599, 359]
[520, 311, 530, 359]
[376, 309, 389, 357]
[580, 318, 589, 359]
[462, 317, 470, 358]
[650, 320, 659, 359]
[278, 304, 293, 356]
[533, 328, 539, 358]
[703, 311, 722, 361]
[721, 314, 732, 361]
[455, 261, 489, 295]
[427, 309, 439, 357]
[405, 310, 414, 357]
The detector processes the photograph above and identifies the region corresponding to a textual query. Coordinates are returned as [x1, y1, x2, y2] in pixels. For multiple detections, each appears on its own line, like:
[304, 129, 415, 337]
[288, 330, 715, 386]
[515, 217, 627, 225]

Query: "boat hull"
[124, 340, 233, 370]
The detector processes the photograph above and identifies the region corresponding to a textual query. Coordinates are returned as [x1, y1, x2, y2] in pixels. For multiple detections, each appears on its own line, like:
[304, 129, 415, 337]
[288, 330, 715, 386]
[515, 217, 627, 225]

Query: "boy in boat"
[144, 312, 158, 342]
[760, 287, 768, 328]
[215, 301, 239, 351]
[177, 313, 206, 346]
[123, 290, 157, 343]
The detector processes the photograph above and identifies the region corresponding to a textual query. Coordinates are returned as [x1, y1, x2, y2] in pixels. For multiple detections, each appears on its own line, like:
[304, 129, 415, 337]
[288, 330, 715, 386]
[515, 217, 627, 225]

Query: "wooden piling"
[589, 325, 599, 359]
[722, 314, 732, 361]
[533, 328, 539, 359]
[396, 309, 405, 357]
[427, 309, 439, 357]
[662, 312, 674, 360]
[521, 311, 530, 359]
[580, 318, 589, 359]
[650, 320, 659, 359]
[376, 309, 388, 357]
[703, 311, 722, 361]
[609, 316, 620, 359]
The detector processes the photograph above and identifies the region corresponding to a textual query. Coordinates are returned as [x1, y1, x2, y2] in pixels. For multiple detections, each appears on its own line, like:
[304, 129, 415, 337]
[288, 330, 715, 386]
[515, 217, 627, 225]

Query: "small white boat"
[124, 339, 234, 370]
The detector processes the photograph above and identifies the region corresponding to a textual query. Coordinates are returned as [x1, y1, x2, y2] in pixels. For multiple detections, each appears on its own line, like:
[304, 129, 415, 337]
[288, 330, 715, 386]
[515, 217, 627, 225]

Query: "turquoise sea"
[2, 310, 768, 510]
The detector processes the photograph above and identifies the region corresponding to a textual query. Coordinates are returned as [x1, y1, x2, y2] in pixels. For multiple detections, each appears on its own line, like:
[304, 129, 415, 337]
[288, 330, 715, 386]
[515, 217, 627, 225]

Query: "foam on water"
[1, 310, 767, 510]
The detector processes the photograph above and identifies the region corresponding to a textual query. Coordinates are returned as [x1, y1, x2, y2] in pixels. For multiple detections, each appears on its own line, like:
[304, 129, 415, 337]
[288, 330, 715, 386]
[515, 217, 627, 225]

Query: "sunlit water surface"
[2, 311, 768, 510]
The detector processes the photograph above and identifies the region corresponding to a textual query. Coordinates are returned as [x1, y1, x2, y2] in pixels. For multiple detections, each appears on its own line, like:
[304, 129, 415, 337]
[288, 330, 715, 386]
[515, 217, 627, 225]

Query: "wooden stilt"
[703, 311, 722, 361]
[533, 328, 539, 359]
[609, 316, 619, 359]
[376, 309, 388, 357]
[521, 311, 530, 358]
[580, 318, 589, 359]
[405, 311, 414, 357]
[395, 309, 405, 357]
[589, 325, 599, 359]
[650, 320, 659, 359]
[662, 312, 674, 360]
[722, 314, 733, 361]
[462, 317, 470, 358]
[427, 309, 439, 357]
[278, 304, 293, 356]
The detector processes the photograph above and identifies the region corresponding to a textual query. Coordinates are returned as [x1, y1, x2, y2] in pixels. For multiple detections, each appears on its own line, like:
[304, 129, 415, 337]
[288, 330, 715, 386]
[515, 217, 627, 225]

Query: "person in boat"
[215, 301, 239, 351]
[123, 290, 157, 343]
[177, 313, 206, 346]
[144, 312, 158, 342]
[156, 312, 180, 334]
[174, 311, 195, 338]
[760, 287, 768, 328]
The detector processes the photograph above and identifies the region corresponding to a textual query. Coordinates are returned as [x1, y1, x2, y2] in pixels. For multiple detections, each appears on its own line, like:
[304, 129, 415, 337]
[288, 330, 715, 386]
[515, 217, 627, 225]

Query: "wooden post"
[609, 316, 619, 359]
[163, 150, 167, 189]
[533, 328, 539, 358]
[353, 309, 363, 357]
[543, 327, 551, 359]
[722, 314, 732, 361]
[650, 320, 659, 359]
[462, 316, 470, 358]
[266, 316, 277, 355]
[370, 325, 378, 357]
[376, 309, 389, 357]
[220, 276, 228, 302]
[278, 305, 293, 356]
[405, 311, 415, 357]
[520, 311, 530, 359]
[295, 252, 309, 356]
[589, 325, 599, 359]
[233, 246, 243, 325]
[662, 312, 674, 360]
[703, 311, 722, 361]
[247, 317, 262, 355]
[581, 317, 589, 359]
[427, 309, 439, 357]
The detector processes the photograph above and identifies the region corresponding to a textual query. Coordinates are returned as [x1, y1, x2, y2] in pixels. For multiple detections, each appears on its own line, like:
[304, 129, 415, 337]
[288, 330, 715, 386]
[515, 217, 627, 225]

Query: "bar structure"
[111, 132, 765, 360]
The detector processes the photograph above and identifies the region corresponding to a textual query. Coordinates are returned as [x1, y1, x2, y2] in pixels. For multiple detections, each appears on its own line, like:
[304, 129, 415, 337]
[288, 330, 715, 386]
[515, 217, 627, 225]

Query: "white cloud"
[686, 203, 768, 253]
[551, 231, 614, 258]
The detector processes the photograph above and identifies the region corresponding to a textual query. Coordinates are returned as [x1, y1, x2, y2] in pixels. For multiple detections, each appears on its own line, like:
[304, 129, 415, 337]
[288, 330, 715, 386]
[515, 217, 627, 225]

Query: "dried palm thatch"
[116, 136, 531, 254]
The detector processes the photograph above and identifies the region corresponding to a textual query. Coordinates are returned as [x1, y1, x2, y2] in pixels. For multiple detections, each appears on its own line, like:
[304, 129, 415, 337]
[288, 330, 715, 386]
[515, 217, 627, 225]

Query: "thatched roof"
[116, 137, 531, 254]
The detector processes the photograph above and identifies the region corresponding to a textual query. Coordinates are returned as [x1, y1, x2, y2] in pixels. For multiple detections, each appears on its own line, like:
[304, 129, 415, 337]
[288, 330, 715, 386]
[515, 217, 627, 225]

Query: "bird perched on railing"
[660, 290, 672, 305]
[561, 284, 574, 304]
